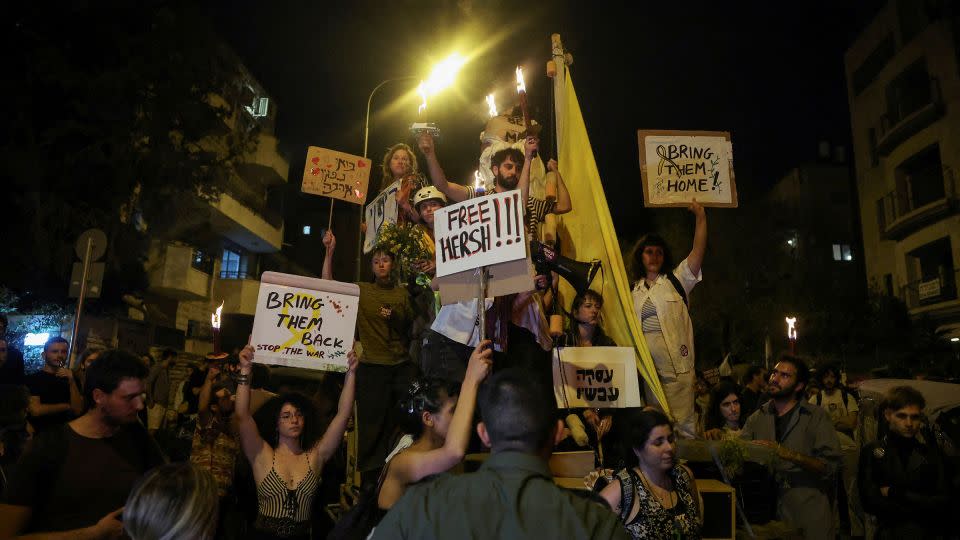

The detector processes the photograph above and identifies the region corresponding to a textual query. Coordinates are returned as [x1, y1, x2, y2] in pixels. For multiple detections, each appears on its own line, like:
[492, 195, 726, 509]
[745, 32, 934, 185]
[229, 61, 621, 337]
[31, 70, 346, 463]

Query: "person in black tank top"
[234, 346, 359, 540]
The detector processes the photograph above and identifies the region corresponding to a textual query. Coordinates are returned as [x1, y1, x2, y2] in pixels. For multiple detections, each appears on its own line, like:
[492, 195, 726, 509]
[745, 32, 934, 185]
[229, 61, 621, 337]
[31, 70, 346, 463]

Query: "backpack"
[665, 272, 689, 307]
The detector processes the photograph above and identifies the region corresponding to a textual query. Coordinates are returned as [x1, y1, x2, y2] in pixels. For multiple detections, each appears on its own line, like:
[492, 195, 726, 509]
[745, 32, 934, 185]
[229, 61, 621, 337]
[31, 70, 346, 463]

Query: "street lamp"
[355, 53, 465, 279]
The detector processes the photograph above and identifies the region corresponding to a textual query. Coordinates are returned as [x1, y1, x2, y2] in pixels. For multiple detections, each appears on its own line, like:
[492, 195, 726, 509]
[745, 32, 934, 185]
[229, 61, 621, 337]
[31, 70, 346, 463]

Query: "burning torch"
[785, 316, 797, 355]
[209, 301, 228, 360]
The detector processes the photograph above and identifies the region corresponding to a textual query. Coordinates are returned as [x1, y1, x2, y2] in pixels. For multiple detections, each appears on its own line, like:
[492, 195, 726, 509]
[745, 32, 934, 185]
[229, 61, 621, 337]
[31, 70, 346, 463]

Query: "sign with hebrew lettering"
[433, 189, 527, 278]
[301, 146, 371, 205]
[363, 180, 400, 254]
[638, 130, 738, 208]
[251, 272, 359, 372]
[552, 347, 644, 408]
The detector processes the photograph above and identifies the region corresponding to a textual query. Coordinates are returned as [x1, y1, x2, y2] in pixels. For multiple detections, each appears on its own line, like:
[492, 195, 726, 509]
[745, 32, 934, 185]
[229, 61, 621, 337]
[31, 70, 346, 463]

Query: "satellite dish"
[75, 229, 108, 261]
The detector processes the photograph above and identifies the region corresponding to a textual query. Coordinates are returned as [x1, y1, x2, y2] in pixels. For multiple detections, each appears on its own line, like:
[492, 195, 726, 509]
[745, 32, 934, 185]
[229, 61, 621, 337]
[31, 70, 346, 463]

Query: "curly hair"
[627, 234, 675, 284]
[705, 381, 742, 431]
[381, 143, 418, 183]
[398, 378, 460, 438]
[255, 392, 324, 450]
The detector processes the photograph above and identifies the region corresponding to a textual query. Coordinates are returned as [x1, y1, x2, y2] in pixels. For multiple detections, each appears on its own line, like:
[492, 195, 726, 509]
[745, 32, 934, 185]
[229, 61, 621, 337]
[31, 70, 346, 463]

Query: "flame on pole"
[785, 316, 797, 354]
[486, 93, 497, 117]
[473, 170, 485, 195]
[417, 82, 428, 116]
[211, 301, 224, 356]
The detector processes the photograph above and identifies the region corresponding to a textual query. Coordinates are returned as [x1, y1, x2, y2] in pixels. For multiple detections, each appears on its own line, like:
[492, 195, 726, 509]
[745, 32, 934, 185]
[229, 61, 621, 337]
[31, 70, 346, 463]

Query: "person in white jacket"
[629, 201, 706, 438]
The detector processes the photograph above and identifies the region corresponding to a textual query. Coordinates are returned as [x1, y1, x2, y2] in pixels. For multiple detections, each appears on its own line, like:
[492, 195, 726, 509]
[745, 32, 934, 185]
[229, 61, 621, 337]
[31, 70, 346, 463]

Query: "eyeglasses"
[279, 412, 304, 422]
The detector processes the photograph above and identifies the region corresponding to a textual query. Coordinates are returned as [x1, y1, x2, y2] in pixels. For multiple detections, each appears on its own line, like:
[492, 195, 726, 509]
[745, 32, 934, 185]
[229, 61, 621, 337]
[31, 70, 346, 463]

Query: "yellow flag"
[554, 68, 669, 412]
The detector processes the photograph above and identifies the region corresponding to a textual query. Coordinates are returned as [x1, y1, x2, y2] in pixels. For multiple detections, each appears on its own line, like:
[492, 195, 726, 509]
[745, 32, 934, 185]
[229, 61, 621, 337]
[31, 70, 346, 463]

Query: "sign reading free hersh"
[432, 189, 527, 278]
[251, 272, 359, 372]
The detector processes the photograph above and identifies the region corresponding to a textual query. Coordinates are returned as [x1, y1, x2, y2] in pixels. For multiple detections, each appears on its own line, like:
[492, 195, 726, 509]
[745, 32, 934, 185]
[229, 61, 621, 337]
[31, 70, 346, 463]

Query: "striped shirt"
[464, 185, 555, 237]
[640, 296, 662, 333]
[256, 452, 320, 523]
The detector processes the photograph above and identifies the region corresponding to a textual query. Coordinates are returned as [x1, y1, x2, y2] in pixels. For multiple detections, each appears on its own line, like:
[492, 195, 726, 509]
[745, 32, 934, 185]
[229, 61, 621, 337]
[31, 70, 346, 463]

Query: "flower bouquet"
[374, 221, 433, 284]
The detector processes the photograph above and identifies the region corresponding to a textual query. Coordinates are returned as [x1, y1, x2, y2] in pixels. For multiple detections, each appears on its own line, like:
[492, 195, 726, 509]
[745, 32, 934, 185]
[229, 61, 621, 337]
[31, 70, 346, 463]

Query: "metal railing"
[900, 268, 960, 309]
[879, 77, 942, 138]
[876, 170, 955, 232]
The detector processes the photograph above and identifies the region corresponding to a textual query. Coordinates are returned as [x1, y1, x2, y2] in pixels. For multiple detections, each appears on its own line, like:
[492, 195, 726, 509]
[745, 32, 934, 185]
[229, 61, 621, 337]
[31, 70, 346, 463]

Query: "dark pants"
[356, 361, 418, 473]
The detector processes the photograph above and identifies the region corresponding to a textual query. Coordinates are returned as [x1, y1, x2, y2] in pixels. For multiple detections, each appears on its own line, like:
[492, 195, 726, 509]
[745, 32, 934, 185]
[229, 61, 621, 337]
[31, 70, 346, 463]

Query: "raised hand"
[238, 345, 254, 371]
[323, 230, 336, 251]
[465, 340, 493, 384]
[688, 199, 705, 219]
[417, 132, 435, 156]
[547, 158, 558, 172]
[345, 349, 359, 374]
[524, 136, 539, 159]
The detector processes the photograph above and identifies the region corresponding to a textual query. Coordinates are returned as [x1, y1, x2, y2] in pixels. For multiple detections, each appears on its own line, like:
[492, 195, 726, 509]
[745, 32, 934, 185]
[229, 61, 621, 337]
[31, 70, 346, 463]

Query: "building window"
[894, 144, 944, 215]
[220, 248, 248, 280]
[191, 248, 214, 275]
[885, 59, 931, 127]
[302, 225, 311, 235]
[852, 35, 895, 95]
[832, 244, 853, 261]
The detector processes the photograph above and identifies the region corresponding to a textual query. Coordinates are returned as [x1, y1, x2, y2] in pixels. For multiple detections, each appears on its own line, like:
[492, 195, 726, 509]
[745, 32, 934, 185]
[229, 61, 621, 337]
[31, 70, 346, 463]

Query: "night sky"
[208, 0, 866, 245]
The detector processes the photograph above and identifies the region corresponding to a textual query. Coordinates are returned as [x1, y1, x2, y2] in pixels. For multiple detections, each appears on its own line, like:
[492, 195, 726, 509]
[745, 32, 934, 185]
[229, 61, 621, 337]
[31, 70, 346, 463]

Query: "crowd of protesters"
[0, 120, 958, 540]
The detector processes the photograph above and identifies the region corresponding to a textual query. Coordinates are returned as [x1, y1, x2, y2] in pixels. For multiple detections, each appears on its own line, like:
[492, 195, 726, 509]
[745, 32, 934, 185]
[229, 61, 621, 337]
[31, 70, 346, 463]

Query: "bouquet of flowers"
[374, 221, 433, 284]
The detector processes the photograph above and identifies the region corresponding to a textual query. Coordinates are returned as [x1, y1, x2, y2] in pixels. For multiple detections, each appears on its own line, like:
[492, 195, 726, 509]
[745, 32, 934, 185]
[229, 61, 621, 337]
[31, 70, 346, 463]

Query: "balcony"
[876, 77, 944, 156]
[210, 189, 284, 253]
[877, 171, 957, 240]
[237, 133, 288, 187]
[147, 243, 211, 301]
[901, 270, 960, 320]
[214, 277, 261, 316]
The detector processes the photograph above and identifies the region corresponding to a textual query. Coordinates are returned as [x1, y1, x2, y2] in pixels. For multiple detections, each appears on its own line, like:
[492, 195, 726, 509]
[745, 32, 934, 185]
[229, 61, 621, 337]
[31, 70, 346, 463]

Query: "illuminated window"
[302, 225, 311, 235]
[833, 244, 853, 261]
[220, 249, 248, 279]
[245, 96, 269, 118]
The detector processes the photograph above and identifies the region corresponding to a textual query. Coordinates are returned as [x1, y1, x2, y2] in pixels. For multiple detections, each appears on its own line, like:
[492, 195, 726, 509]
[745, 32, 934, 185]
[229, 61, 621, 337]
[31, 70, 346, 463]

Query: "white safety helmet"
[413, 186, 447, 209]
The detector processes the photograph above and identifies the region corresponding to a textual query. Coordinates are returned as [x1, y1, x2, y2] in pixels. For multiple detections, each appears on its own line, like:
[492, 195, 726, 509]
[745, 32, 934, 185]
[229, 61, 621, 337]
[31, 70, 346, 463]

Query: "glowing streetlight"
[358, 52, 467, 280]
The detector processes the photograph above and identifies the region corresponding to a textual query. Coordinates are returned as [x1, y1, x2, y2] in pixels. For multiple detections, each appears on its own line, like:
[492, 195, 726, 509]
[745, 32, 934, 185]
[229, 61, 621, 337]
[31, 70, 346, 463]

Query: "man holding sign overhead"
[322, 229, 415, 476]
[416, 132, 566, 383]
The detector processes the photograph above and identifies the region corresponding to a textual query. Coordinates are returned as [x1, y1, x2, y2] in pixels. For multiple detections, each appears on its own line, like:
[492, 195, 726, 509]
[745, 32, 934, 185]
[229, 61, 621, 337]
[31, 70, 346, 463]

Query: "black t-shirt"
[740, 388, 762, 419]
[182, 367, 208, 414]
[774, 404, 799, 443]
[0, 346, 25, 385]
[2, 422, 166, 533]
[24, 370, 73, 432]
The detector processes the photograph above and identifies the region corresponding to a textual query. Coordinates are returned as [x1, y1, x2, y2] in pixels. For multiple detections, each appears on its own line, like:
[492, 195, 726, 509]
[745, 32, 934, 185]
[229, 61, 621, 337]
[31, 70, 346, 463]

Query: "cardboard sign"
[435, 256, 535, 305]
[302, 146, 371, 205]
[251, 272, 359, 372]
[363, 180, 400, 254]
[433, 189, 527, 277]
[638, 130, 738, 208]
[552, 347, 644, 408]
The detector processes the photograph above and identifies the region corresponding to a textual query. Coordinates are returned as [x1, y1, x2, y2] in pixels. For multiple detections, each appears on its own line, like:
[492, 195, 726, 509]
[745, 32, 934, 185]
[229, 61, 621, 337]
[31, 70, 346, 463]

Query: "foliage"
[3, 1, 257, 310]
[717, 436, 749, 478]
[374, 222, 433, 284]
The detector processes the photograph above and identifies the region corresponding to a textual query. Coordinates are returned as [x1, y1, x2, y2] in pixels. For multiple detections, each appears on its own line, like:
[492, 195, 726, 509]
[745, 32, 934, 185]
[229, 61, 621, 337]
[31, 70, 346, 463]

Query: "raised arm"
[519, 136, 538, 205]
[388, 341, 492, 485]
[313, 349, 359, 466]
[321, 230, 335, 280]
[417, 132, 469, 203]
[547, 159, 572, 214]
[235, 345, 268, 464]
[686, 200, 707, 277]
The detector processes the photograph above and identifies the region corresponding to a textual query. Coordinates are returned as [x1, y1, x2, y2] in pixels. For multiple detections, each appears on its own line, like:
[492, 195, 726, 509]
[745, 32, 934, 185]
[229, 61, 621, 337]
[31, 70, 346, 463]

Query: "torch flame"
[474, 170, 482, 190]
[211, 301, 224, 330]
[785, 317, 797, 340]
[417, 82, 428, 116]
[515, 66, 526, 94]
[486, 93, 498, 117]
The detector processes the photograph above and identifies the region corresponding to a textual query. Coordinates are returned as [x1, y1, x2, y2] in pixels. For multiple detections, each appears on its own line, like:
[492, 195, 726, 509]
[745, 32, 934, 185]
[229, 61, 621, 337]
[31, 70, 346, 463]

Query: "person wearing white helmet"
[408, 185, 448, 368]
[411, 185, 447, 274]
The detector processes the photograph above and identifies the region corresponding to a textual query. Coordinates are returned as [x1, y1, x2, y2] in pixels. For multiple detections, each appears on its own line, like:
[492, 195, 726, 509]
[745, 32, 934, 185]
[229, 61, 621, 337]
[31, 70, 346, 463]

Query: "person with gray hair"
[124, 462, 219, 540]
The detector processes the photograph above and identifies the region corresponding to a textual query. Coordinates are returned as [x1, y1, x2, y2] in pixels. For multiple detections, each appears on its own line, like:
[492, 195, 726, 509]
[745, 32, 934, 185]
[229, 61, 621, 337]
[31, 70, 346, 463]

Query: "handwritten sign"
[251, 272, 359, 372]
[433, 189, 527, 278]
[301, 147, 371, 205]
[552, 347, 644, 408]
[363, 179, 400, 254]
[638, 130, 738, 208]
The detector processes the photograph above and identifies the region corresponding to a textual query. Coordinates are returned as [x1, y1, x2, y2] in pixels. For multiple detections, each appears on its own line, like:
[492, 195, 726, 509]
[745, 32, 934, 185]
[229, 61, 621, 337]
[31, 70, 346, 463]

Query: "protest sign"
[251, 272, 359, 372]
[435, 256, 535, 305]
[433, 189, 527, 278]
[301, 147, 371, 205]
[638, 130, 738, 208]
[363, 179, 400, 254]
[552, 347, 644, 408]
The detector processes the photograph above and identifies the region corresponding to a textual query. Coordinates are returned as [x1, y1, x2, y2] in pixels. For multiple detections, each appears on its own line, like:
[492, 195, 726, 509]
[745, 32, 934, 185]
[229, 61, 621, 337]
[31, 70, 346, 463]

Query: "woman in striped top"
[235, 345, 358, 539]
[629, 200, 707, 439]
